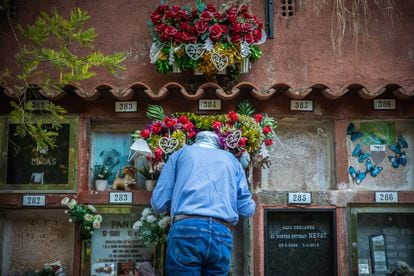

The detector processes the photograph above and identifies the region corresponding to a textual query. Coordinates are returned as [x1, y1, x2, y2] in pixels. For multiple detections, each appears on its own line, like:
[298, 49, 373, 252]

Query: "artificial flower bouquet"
[132, 101, 276, 171]
[148, 0, 266, 78]
[61, 197, 103, 240]
[133, 207, 170, 247]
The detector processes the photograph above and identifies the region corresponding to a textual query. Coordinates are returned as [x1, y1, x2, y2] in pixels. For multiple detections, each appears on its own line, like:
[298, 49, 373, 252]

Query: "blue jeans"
[165, 217, 233, 276]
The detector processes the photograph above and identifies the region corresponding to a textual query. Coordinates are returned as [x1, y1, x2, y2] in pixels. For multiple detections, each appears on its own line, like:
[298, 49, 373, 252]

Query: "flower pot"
[95, 179, 108, 191]
[239, 57, 250, 74]
[145, 180, 156, 191]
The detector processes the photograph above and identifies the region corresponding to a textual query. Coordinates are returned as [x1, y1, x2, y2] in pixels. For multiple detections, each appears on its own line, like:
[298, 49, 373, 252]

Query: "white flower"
[68, 218, 73, 223]
[84, 214, 93, 222]
[158, 216, 170, 228]
[94, 214, 103, 223]
[68, 199, 77, 209]
[146, 215, 157, 223]
[93, 220, 101, 229]
[64, 210, 68, 214]
[61, 197, 70, 206]
[133, 220, 143, 231]
[141, 208, 152, 217]
[87, 205, 97, 213]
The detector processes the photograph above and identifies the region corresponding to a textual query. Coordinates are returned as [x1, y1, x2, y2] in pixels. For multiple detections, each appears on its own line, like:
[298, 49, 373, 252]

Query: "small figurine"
[112, 165, 137, 190]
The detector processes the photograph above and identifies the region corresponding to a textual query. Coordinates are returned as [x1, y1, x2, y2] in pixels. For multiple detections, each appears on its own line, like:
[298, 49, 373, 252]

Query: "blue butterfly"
[347, 123, 363, 141]
[365, 159, 383, 177]
[388, 152, 407, 168]
[348, 166, 367, 184]
[352, 144, 370, 163]
[389, 135, 408, 154]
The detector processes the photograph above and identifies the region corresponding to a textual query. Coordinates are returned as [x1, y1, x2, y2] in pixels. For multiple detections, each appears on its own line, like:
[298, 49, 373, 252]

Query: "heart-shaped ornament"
[185, 44, 205, 60]
[226, 130, 242, 149]
[211, 52, 228, 72]
[158, 137, 179, 154]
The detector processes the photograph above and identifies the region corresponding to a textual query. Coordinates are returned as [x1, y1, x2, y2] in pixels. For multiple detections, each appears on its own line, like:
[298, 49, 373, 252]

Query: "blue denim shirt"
[151, 144, 255, 226]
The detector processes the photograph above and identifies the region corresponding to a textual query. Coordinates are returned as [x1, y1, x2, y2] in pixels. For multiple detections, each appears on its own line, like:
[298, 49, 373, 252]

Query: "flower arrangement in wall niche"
[61, 197, 103, 240]
[131, 101, 276, 173]
[133, 207, 170, 246]
[148, 0, 266, 78]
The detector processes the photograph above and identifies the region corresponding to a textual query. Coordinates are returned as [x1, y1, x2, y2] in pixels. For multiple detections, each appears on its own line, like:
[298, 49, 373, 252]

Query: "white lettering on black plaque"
[265, 210, 335, 276]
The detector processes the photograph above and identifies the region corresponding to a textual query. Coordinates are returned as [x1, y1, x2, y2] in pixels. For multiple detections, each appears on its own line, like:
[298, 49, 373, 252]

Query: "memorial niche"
[265, 209, 336, 276]
[356, 212, 414, 275]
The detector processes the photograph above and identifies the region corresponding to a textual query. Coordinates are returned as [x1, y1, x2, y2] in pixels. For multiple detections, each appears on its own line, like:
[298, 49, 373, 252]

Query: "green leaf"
[146, 105, 165, 121]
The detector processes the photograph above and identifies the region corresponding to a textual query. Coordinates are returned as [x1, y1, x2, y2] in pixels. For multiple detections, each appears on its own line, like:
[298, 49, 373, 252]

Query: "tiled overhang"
[1, 82, 413, 101]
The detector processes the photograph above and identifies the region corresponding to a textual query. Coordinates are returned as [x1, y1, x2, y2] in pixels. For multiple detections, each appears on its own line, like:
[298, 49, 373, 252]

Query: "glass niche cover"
[346, 119, 414, 190]
[351, 209, 414, 275]
[0, 116, 78, 192]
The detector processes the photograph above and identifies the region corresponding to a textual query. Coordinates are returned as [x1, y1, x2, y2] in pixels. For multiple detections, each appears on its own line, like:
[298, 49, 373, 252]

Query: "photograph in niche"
[91, 132, 133, 189]
[6, 123, 70, 185]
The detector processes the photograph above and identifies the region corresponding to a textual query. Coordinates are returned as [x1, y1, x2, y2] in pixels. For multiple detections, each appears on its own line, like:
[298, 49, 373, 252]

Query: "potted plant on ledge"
[92, 164, 112, 191]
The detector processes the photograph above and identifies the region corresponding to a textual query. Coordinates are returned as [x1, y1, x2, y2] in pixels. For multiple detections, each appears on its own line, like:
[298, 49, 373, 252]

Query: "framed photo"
[0, 116, 78, 192]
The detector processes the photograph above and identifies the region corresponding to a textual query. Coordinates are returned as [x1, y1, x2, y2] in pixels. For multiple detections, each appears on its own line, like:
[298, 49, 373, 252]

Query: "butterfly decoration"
[365, 159, 383, 177]
[347, 123, 363, 142]
[348, 166, 366, 185]
[388, 135, 408, 169]
[352, 144, 371, 163]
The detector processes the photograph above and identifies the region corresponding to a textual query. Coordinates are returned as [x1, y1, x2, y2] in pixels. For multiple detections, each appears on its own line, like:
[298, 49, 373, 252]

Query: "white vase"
[239, 57, 250, 74]
[145, 180, 156, 191]
[95, 179, 108, 191]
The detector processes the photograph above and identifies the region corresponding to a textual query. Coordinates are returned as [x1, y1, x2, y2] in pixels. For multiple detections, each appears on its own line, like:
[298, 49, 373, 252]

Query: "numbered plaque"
[198, 99, 221, 111]
[370, 144, 386, 152]
[109, 192, 133, 204]
[375, 192, 398, 203]
[29, 100, 50, 110]
[373, 99, 396, 110]
[22, 194, 46, 206]
[115, 101, 137, 113]
[288, 192, 312, 205]
[290, 100, 313, 112]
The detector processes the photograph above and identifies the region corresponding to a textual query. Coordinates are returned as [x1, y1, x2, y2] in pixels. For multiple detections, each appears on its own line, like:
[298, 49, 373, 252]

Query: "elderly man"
[151, 131, 256, 275]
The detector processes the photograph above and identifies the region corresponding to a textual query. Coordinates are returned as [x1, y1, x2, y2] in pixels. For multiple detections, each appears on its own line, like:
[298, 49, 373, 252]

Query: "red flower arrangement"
[132, 102, 276, 170]
[148, 0, 266, 77]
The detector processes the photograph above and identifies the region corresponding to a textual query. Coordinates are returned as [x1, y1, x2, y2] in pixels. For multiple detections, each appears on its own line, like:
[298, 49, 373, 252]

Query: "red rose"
[151, 122, 162, 134]
[154, 147, 163, 160]
[227, 13, 237, 23]
[151, 12, 163, 24]
[240, 5, 249, 14]
[140, 129, 151, 139]
[228, 111, 239, 121]
[239, 137, 248, 147]
[183, 122, 194, 132]
[179, 22, 190, 31]
[254, 114, 263, 123]
[195, 20, 208, 34]
[200, 10, 212, 22]
[155, 23, 167, 34]
[230, 34, 242, 43]
[178, 115, 189, 124]
[163, 117, 177, 128]
[253, 28, 262, 41]
[209, 24, 224, 41]
[245, 33, 256, 44]
[206, 4, 217, 13]
[181, 31, 196, 43]
[164, 26, 178, 39]
[231, 22, 242, 33]
[262, 125, 272, 135]
[156, 4, 169, 14]
[187, 130, 196, 139]
[214, 12, 223, 21]
[226, 7, 238, 16]
[212, 121, 222, 130]
[265, 139, 273, 146]
[177, 10, 189, 20]
[241, 23, 254, 32]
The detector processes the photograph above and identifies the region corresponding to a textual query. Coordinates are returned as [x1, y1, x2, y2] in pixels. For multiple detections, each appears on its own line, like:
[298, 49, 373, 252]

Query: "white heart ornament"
[185, 44, 205, 60]
[226, 130, 242, 149]
[158, 137, 179, 154]
[211, 52, 228, 72]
